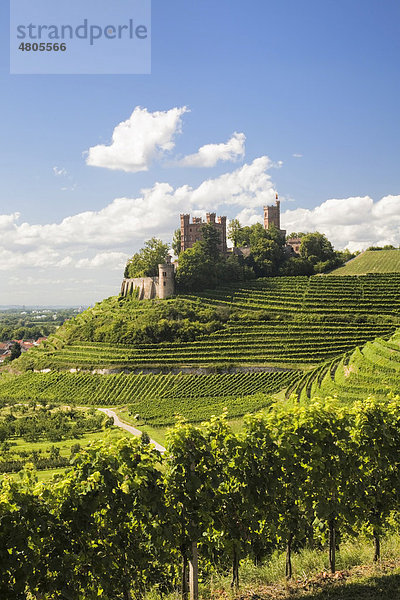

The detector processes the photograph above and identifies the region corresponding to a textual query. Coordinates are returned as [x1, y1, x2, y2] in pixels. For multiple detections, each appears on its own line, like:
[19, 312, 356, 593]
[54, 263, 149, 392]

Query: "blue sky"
[1, 0, 400, 304]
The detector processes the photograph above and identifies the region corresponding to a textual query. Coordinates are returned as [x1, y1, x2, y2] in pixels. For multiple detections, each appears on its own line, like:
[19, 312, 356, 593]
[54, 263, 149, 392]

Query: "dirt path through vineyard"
[98, 408, 166, 453]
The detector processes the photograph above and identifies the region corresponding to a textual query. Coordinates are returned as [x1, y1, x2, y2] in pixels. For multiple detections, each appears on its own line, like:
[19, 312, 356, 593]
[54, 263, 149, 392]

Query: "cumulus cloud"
[2, 153, 400, 304]
[0, 156, 277, 265]
[177, 132, 246, 167]
[282, 195, 400, 251]
[86, 106, 188, 172]
[76, 252, 129, 270]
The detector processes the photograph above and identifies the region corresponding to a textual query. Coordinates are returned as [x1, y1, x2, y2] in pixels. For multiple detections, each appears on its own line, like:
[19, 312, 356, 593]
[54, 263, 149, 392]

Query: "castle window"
[163, 281, 166, 286]
[163, 272, 167, 277]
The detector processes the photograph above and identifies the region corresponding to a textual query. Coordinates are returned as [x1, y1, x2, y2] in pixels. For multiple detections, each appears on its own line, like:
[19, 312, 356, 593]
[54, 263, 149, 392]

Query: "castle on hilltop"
[120, 196, 300, 299]
[180, 212, 227, 254]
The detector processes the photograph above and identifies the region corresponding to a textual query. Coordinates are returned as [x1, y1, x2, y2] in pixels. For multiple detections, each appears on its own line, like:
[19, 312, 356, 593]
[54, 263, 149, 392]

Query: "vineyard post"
[286, 533, 293, 579]
[182, 551, 189, 600]
[189, 461, 199, 600]
[189, 541, 199, 600]
[328, 518, 336, 574]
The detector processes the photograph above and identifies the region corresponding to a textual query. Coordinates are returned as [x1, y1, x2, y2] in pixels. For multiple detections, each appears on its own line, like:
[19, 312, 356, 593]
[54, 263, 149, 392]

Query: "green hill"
[2, 273, 400, 472]
[330, 249, 400, 275]
[11, 274, 400, 372]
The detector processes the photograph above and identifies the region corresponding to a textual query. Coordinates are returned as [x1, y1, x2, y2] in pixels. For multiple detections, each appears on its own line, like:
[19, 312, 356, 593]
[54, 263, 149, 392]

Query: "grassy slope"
[198, 535, 400, 600]
[331, 250, 400, 275]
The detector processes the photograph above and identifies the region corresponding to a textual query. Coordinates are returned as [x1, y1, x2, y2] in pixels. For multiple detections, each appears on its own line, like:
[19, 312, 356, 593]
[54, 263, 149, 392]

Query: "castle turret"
[264, 195, 281, 230]
[158, 255, 175, 299]
[206, 212, 216, 224]
[263, 194, 286, 237]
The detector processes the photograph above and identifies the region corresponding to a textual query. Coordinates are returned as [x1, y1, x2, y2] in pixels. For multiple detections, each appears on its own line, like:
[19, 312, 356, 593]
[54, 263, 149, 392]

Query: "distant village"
[0, 338, 47, 364]
[0, 307, 85, 364]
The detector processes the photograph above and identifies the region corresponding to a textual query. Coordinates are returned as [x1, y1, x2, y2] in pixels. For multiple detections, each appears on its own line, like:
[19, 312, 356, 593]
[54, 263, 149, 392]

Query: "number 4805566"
[19, 42, 67, 51]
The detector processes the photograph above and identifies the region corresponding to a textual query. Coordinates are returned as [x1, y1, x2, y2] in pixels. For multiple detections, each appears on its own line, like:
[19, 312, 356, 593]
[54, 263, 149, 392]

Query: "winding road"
[98, 408, 166, 453]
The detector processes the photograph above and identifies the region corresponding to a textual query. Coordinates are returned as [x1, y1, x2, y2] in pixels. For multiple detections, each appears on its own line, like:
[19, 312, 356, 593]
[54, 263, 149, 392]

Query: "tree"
[175, 246, 217, 291]
[3, 342, 21, 364]
[287, 232, 306, 239]
[250, 238, 282, 277]
[198, 223, 222, 260]
[299, 233, 335, 264]
[172, 228, 182, 256]
[279, 257, 314, 276]
[125, 238, 170, 278]
[227, 219, 242, 247]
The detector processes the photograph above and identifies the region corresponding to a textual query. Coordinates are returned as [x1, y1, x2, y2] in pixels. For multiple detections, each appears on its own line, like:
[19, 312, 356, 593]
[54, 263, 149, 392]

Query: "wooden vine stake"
[189, 460, 199, 600]
[189, 541, 199, 600]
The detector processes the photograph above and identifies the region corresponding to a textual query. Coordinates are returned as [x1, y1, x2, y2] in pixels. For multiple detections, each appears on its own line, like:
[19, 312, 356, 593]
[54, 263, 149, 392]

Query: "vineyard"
[1, 273, 400, 432]
[289, 328, 400, 402]
[3, 399, 400, 599]
[19, 320, 396, 370]
[189, 273, 400, 315]
[0, 370, 301, 424]
[331, 249, 400, 275]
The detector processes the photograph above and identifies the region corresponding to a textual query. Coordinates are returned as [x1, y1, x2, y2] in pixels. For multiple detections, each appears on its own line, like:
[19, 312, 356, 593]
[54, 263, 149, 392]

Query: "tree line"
[2, 396, 400, 599]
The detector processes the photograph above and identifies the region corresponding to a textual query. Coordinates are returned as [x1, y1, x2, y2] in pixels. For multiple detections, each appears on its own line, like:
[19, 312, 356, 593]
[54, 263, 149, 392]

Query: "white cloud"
[86, 106, 188, 173]
[282, 195, 400, 250]
[0, 157, 277, 262]
[53, 166, 67, 176]
[3, 150, 400, 304]
[2, 187, 400, 271]
[76, 252, 129, 270]
[292, 153, 303, 158]
[177, 132, 246, 167]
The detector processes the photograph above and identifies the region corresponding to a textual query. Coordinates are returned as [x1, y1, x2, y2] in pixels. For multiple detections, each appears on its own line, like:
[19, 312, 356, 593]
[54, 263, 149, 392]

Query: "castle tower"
[264, 195, 281, 230]
[180, 213, 190, 253]
[217, 215, 227, 252]
[158, 255, 175, 299]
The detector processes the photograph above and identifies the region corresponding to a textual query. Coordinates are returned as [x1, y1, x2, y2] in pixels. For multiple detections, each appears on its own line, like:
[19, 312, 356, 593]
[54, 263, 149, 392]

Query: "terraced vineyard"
[3, 273, 400, 428]
[24, 321, 395, 370]
[0, 370, 301, 424]
[289, 329, 400, 403]
[189, 273, 400, 315]
[331, 249, 400, 275]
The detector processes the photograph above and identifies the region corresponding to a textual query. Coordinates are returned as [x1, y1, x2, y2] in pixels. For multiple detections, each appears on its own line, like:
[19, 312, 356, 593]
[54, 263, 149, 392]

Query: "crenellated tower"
[263, 194, 286, 236]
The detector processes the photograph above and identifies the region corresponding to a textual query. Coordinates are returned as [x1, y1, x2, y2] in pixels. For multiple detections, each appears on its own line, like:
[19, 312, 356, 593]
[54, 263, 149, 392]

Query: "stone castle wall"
[121, 257, 175, 300]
